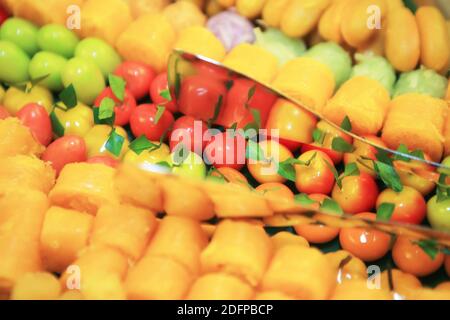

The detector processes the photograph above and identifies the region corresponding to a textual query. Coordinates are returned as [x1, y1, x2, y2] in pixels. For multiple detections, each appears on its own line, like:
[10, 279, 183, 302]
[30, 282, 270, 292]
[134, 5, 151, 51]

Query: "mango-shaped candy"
[382, 93, 447, 162]
[91, 204, 156, 260]
[331, 279, 392, 300]
[116, 13, 176, 73]
[272, 57, 335, 112]
[385, 7, 420, 72]
[236, 0, 265, 19]
[114, 164, 164, 213]
[379, 269, 422, 299]
[163, 1, 206, 34]
[59, 290, 84, 300]
[40, 206, 93, 273]
[145, 216, 208, 275]
[341, 0, 387, 48]
[78, 0, 131, 46]
[13, 0, 85, 26]
[161, 176, 215, 221]
[60, 245, 128, 300]
[187, 272, 254, 300]
[174, 26, 226, 61]
[261, 245, 335, 299]
[217, 0, 235, 7]
[223, 43, 278, 84]
[0, 189, 48, 294]
[0, 118, 44, 157]
[11, 272, 61, 300]
[49, 163, 118, 215]
[262, 0, 290, 28]
[280, 0, 331, 38]
[201, 219, 273, 286]
[125, 256, 193, 300]
[318, 0, 350, 44]
[416, 6, 450, 72]
[126, 0, 171, 18]
[322, 76, 390, 135]
[0, 155, 55, 195]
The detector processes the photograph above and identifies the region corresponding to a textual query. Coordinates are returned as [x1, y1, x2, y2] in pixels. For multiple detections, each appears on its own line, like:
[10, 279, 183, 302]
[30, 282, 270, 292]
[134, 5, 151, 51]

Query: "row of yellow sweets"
[2, 189, 450, 300]
[218, 0, 450, 73]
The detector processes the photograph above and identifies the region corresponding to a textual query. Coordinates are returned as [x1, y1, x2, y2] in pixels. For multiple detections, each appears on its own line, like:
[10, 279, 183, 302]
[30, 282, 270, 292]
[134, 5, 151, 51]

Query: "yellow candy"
[116, 13, 176, 73]
[272, 57, 335, 112]
[223, 44, 278, 84]
[0, 118, 44, 158]
[174, 26, 226, 62]
[49, 163, 118, 215]
[11, 272, 61, 300]
[163, 1, 206, 34]
[13, 0, 85, 26]
[322, 76, 390, 135]
[126, 0, 171, 18]
[78, 0, 132, 46]
[0, 190, 48, 295]
[236, 0, 266, 19]
[40, 206, 94, 273]
[0, 155, 55, 195]
[262, 0, 290, 28]
[84, 125, 129, 160]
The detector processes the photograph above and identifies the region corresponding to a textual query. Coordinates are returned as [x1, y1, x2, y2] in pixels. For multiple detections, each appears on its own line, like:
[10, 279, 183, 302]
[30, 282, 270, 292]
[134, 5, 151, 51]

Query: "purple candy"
[206, 10, 255, 52]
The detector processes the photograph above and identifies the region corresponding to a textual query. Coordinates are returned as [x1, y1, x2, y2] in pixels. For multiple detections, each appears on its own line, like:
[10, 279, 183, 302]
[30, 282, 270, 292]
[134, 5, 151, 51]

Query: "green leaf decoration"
[105, 129, 124, 157]
[376, 202, 395, 222]
[343, 162, 360, 177]
[245, 139, 267, 162]
[415, 239, 439, 260]
[340, 116, 352, 132]
[225, 80, 234, 91]
[159, 89, 172, 102]
[93, 106, 115, 126]
[324, 159, 341, 188]
[59, 84, 78, 109]
[98, 97, 115, 120]
[294, 193, 317, 206]
[247, 85, 256, 104]
[277, 161, 297, 182]
[129, 135, 160, 155]
[108, 74, 126, 101]
[393, 144, 411, 162]
[331, 137, 354, 153]
[207, 94, 224, 127]
[320, 198, 343, 216]
[374, 160, 403, 192]
[50, 111, 65, 137]
[154, 105, 166, 125]
[312, 128, 326, 144]
[375, 148, 393, 166]
[436, 174, 450, 203]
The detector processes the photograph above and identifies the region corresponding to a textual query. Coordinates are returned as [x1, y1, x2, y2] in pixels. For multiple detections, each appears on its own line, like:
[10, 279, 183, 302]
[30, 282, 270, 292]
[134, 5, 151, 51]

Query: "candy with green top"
[75, 38, 122, 78]
[304, 42, 352, 88]
[0, 40, 30, 84]
[254, 27, 306, 66]
[168, 150, 206, 180]
[37, 24, 79, 58]
[29, 51, 68, 92]
[351, 54, 396, 95]
[61, 57, 106, 105]
[0, 18, 39, 56]
[393, 67, 447, 99]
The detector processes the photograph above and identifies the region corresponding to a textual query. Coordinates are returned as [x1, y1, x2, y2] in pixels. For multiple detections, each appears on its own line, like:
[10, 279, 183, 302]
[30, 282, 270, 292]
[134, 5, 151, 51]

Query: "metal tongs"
[160, 49, 450, 249]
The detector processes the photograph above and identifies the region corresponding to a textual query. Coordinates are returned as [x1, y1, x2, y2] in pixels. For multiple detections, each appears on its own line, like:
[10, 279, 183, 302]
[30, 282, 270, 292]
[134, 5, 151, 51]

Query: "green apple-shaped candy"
[393, 67, 447, 99]
[168, 151, 206, 180]
[304, 42, 352, 88]
[74, 37, 122, 78]
[427, 196, 450, 233]
[37, 24, 79, 58]
[29, 51, 68, 92]
[351, 54, 396, 95]
[0, 40, 30, 84]
[62, 57, 106, 105]
[0, 18, 39, 56]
